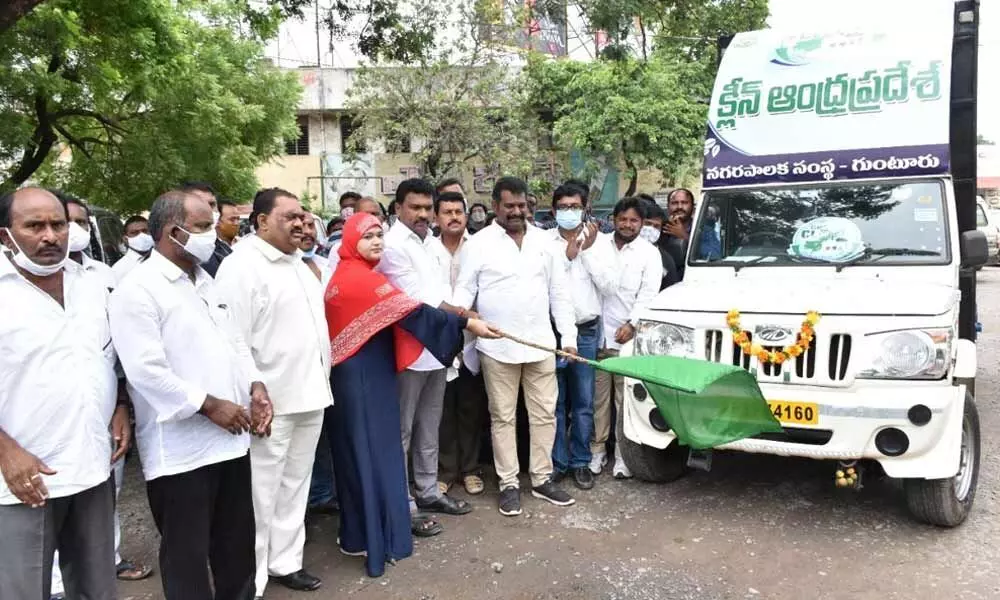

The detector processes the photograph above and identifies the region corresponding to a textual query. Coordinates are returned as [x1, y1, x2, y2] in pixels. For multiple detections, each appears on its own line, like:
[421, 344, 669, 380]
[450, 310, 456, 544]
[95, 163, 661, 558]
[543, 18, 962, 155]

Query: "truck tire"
[616, 404, 688, 483]
[903, 392, 980, 527]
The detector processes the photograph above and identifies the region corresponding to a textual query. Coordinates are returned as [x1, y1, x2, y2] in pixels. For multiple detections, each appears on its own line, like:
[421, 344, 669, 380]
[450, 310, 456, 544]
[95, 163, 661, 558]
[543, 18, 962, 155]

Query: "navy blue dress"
[329, 304, 466, 578]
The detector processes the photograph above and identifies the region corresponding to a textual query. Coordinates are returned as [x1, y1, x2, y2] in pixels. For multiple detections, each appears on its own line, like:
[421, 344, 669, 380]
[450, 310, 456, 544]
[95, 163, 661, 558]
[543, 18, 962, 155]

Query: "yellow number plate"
[767, 401, 819, 425]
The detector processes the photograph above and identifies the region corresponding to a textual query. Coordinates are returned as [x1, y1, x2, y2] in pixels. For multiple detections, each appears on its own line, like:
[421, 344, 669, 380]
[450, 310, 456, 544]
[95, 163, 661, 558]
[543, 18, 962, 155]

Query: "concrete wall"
[255, 155, 323, 210]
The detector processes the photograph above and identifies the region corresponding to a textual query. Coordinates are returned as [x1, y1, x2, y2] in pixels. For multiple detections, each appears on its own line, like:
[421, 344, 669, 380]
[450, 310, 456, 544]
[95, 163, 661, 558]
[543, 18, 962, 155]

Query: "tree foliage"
[345, 0, 538, 180]
[0, 0, 301, 212]
[527, 54, 705, 195]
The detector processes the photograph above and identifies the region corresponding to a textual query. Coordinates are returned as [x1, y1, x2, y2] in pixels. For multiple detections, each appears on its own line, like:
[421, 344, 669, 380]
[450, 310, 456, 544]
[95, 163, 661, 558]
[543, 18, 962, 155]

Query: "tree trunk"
[625, 158, 638, 197]
[0, 0, 46, 34]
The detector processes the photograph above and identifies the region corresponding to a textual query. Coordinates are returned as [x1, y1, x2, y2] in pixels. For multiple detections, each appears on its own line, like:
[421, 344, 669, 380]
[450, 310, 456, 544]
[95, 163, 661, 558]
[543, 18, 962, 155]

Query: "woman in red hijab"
[324, 213, 496, 578]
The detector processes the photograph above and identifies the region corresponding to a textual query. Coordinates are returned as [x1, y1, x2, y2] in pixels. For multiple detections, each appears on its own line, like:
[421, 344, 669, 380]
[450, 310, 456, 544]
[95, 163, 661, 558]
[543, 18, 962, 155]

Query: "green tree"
[345, 0, 538, 181]
[527, 55, 705, 195]
[0, 0, 301, 212]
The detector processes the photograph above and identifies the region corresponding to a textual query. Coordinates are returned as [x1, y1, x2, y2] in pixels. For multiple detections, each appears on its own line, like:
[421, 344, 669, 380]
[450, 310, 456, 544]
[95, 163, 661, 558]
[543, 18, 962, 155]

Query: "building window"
[284, 116, 309, 155]
[340, 114, 367, 153]
[385, 134, 412, 154]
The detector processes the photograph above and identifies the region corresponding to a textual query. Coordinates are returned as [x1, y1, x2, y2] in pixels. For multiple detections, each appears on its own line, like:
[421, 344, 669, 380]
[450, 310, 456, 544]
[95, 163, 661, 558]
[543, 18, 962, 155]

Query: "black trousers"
[438, 366, 488, 482]
[146, 454, 256, 600]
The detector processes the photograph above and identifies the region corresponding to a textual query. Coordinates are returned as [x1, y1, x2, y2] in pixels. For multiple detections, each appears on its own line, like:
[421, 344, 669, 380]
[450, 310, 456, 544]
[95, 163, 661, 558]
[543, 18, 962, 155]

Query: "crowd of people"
[0, 176, 704, 600]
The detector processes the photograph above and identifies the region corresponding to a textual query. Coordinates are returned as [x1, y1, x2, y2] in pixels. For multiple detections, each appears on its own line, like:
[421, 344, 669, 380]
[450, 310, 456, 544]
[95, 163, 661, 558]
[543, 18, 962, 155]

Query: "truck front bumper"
[621, 378, 966, 479]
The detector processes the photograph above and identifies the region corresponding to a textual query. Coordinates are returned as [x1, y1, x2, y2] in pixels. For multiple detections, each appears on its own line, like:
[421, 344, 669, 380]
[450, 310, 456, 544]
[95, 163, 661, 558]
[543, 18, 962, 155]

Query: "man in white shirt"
[109, 189, 274, 600]
[433, 187, 489, 497]
[590, 197, 663, 479]
[216, 188, 331, 596]
[0, 187, 129, 600]
[60, 192, 152, 589]
[544, 184, 606, 491]
[453, 177, 578, 517]
[302, 212, 340, 517]
[112, 215, 153, 284]
[379, 178, 472, 522]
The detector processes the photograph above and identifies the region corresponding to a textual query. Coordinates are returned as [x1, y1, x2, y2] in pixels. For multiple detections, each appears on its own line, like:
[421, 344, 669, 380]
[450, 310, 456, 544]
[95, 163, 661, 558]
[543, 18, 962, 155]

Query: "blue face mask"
[555, 209, 583, 231]
[302, 247, 316, 259]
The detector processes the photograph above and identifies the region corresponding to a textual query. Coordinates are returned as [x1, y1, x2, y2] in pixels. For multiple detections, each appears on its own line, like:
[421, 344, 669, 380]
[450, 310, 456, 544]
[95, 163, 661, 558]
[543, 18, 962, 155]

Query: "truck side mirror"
[961, 230, 989, 268]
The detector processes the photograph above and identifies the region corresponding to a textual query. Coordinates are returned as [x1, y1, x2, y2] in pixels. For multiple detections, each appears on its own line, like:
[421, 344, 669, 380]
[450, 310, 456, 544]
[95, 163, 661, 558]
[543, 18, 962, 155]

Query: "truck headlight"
[857, 328, 952, 380]
[634, 321, 696, 357]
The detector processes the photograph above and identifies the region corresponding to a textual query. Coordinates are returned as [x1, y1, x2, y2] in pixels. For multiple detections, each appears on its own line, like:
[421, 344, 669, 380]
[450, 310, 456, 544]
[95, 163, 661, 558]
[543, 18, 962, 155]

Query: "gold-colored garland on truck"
[727, 310, 822, 365]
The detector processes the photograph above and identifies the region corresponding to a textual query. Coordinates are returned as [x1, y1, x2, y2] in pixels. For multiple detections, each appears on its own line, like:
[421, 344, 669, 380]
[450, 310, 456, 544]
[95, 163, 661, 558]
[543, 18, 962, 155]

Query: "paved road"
[116, 271, 1000, 600]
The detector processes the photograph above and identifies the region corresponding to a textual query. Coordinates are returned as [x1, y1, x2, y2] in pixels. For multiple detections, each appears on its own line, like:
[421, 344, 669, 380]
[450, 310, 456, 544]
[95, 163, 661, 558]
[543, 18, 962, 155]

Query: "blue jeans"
[553, 319, 600, 472]
[308, 405, 338, 506]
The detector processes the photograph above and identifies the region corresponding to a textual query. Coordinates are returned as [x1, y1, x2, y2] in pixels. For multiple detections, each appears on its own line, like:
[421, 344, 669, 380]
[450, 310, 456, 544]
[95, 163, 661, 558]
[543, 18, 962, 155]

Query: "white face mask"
[640, 225, 661, 244]
[172, 226, 217, 264]
[2, 228, 68, 276]
[341, 207, 355, 219]
[212, 211, 220, 226]
[68, 222, 92, 252]
[127, 232, 154, 253]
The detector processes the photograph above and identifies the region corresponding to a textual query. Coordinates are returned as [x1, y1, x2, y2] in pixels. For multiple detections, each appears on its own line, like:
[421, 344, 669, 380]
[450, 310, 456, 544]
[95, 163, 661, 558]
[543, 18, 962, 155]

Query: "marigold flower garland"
[726, 309, 821, 365]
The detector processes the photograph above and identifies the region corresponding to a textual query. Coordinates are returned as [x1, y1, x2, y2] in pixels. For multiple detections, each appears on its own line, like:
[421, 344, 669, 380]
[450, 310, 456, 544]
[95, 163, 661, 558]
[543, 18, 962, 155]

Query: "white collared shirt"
[111, 249, 145, 284]
[0, 256, 117, 504]
[590, 233, 663, 350]
[453, 222, 577, 364]
[215, 236, 333, 415]
[433, 232, 469, 290]
[543, 227, 605, 325]
[378, 221, 451, 371]
[81, 254, 116, 291]
[109, 251, 262, 481]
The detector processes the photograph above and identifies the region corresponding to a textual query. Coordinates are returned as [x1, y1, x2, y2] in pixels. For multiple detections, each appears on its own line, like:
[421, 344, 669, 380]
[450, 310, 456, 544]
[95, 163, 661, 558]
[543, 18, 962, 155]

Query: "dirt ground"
[114, 271, 1000, 600]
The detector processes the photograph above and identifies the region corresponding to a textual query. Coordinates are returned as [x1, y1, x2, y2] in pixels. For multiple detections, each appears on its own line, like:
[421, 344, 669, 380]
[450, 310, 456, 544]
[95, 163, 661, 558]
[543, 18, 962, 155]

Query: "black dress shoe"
[416, 493, 473, 515]
[270, 569, 322, 592]
[573, 467, 595, 490]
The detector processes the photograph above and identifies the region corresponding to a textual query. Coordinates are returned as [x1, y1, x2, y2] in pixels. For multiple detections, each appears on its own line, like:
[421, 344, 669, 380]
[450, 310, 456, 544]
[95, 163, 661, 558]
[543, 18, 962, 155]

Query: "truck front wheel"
[903, 392, 980, 527]
[616, 405, 688, 483]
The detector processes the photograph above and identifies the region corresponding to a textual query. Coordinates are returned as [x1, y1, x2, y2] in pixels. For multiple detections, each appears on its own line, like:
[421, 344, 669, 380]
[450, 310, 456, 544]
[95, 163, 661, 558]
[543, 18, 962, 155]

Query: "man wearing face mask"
[108, 189, 274, 600]
[176, 181, 226, 278]
[0, 187, 126, 600]
[588, 197, 662, 479]
[544, 184, 605, 491]
[113, 215, 153, 284]
[468, 202, 489, 234]
[62, 192, 116, 291]
[637, 196, 680, 290]
[58, 192, 153, 592]
[216, 189, 331, 597]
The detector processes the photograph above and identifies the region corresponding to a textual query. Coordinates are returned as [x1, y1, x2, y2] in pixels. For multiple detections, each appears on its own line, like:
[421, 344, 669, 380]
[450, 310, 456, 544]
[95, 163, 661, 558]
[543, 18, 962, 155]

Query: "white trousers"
[51, 458, 124, 596]
[251, 410, 325, 596]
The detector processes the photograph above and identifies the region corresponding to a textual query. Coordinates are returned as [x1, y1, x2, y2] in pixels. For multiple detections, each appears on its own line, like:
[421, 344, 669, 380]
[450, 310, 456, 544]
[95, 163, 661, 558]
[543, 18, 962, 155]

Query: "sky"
[766, 0, 999, 143]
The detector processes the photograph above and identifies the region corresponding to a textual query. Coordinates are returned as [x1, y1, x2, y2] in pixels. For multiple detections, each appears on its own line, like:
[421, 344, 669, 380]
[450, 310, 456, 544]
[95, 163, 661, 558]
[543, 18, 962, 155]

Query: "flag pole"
[497, 330, 598, 366]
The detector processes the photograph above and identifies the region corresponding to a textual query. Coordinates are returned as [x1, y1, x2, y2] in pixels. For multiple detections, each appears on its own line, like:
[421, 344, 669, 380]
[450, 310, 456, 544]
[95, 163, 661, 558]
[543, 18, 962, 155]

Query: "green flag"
[592, 355, 783, 450]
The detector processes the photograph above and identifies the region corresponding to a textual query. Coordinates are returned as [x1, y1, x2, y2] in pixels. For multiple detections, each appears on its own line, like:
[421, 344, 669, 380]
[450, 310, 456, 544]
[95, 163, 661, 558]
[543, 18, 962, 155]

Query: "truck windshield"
[691, 180, 950, 268]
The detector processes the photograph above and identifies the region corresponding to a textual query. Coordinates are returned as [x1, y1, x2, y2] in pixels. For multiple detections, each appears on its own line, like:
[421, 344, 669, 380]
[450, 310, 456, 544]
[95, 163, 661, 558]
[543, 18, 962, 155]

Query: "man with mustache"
[215, 188, 331, 597]
[0, 187, 125, 600]
[590, 197, 663, 479]
[660, 188, 722, 279]
[379, 178, 473, 534]
[433, 186, 490, 497]
[453, 177, 579, 516]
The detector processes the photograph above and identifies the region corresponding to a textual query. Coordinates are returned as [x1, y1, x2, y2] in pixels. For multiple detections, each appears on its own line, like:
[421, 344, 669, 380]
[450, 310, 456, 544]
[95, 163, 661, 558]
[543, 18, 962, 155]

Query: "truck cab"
[617, 1, 987, 527]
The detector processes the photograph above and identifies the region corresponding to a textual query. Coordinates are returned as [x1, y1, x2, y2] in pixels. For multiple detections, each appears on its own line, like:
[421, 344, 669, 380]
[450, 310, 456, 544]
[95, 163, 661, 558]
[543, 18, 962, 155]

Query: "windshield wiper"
[834, 247, 941, 272]
[726, 256, 772, 273]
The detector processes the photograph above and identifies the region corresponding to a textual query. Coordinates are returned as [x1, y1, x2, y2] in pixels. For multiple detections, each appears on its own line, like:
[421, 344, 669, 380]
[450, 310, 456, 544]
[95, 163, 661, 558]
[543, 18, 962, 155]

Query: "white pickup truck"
[617, 1, 988, 527]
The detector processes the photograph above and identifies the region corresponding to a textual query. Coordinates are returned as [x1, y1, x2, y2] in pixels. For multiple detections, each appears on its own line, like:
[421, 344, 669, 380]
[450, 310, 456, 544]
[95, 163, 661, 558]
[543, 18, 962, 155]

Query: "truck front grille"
[703, 329, 851, 385]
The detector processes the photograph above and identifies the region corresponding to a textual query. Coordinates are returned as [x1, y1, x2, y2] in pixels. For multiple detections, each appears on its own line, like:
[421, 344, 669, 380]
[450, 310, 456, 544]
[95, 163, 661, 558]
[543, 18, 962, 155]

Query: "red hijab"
[325, 213, 424, 370]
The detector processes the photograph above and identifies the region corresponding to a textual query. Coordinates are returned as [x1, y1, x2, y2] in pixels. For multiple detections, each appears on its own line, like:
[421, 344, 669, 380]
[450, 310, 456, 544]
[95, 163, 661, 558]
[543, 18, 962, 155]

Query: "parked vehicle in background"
[89, 206, 125, 266]
[975, 196, 998, 265]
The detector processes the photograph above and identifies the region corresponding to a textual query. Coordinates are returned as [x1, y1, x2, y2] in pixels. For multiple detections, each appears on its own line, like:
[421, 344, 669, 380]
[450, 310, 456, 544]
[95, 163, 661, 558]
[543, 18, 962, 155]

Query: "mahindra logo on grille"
[754, 325, 795, 344]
